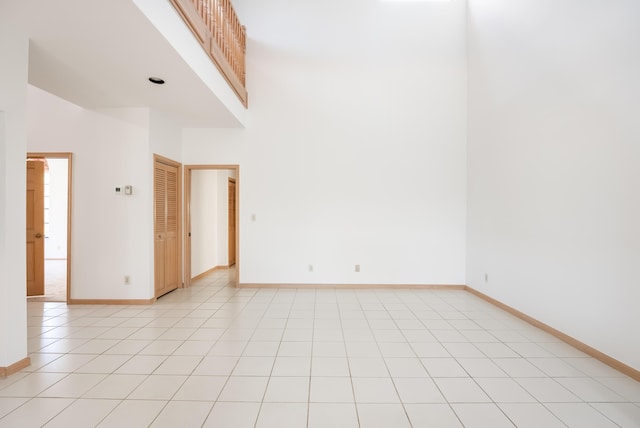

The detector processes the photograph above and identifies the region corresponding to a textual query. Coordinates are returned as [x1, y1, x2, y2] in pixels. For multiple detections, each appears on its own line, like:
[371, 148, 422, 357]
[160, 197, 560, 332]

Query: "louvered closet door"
[154, 160, 179, 298]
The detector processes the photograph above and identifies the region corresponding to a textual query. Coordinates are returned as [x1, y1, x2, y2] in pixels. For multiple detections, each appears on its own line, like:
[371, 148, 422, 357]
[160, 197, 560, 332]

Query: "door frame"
[27, 152, 73, 303]
[184, 164, 239, 288]
[228, 177, 236, 267]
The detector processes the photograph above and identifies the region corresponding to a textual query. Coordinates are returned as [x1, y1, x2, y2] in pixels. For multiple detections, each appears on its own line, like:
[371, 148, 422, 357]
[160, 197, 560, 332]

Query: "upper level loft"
[170, 0, 248, 107]
[25, 0, 248, 128]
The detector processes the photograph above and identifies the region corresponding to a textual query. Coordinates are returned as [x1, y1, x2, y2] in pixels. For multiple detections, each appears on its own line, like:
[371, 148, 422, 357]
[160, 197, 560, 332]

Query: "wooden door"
[228, 178, 236, 266]
[154, 158, 180, 297]
[26, 160, 45, 296]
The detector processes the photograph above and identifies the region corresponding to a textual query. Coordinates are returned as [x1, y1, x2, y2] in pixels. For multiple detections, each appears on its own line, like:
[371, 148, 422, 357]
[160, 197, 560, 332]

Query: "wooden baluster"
[219, 0, 224, 54]
[203, 0, 209, 34]
[216, 0, 222, 49]
[224, 0, 229, 60]
[236, 17, 241, 77]
[207, 0, 213, 35]
[228, 1, 231, 61]
[232, 16, 237, 75]
[241, 25, 246, 85]
[212, 0, 217, 46]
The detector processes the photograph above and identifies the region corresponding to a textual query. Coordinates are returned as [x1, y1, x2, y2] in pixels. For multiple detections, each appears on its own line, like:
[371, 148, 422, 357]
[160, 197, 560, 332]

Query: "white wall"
[191, 170, 219, 276]
[182, 0, 468, 285]
[0, 2, 29, 367]
[44, 158, 68, 259]
[216, 170, 235, 267]
[27, 86, 155, 300]
[149, 109, 182, 162]
[191, 169, 236, 276]
[467, 0, 640, 370]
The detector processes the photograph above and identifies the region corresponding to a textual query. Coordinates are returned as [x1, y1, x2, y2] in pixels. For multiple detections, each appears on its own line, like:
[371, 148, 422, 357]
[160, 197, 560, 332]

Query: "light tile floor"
[2, 269, 639, 427]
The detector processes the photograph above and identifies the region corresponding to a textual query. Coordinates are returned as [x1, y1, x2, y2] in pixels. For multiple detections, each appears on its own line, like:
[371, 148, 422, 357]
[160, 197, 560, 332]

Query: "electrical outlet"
[484, 273, 488, 283]
[124, 275, 130, 285]
[308, 264, 314, 272]
[355, 264, 360, 273]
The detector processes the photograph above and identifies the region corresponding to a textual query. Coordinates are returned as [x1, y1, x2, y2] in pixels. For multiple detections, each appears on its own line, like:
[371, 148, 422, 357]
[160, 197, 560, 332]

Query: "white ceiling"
[26, 0, 242, 127]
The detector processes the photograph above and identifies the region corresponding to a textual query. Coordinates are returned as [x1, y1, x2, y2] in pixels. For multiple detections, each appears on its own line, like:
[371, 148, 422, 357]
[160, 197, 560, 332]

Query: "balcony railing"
[170, 0, 248, 107]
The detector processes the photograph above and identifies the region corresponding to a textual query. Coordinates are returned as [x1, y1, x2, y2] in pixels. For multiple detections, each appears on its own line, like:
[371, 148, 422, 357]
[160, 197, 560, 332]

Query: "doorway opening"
[184, 165, 239, 288]
[26, 152, 72, 303]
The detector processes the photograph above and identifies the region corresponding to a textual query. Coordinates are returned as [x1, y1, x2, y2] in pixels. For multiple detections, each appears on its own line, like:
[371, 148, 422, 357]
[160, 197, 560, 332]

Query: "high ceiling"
[26, 0, 243, 127]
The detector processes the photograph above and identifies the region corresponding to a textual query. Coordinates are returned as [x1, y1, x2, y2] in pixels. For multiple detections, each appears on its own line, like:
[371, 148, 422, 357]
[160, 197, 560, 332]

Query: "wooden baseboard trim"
[0, 357, 31, 378]
[465, 286, 640, 382]
[238, 283, 466, 290]
[68, 298, 155, 306]
[191, 265, 227, 281]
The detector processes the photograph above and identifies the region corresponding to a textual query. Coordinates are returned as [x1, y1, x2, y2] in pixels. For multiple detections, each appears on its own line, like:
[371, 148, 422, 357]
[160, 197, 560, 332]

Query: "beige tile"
[102, 340, 151, 355]
[385, 358, 429, 378]
[278, 341, 312, 357]
[405, 404, 463, 428]
[0, 372, 67, 397]
[591, 403, 640, 428]
[129, 375, 187, 400]
[514, 378, 581, 403]
[233, 356, 275, 376]
[272, 357, 311, 377]
[172, 340, 214, 356]
[218, 376, 268, 402]
[256, 403, 308, 428]
[312, 357, 350, 377]
[434, 378, 491, 403]
[149, 401, 213, 428]
[193, 356, 239, 376]
[173, 375, 227, 401]
[0, 398, 73, 427]
[421, 358, 468, 377]
[264, 377, 309, 402]
[310, 377, 354, 403]
[138, 340, 183, 356]
[475, 378, 536, 403]
[451, 403, 515, 428]
[393, 378, 446, 403]
[83, 374, 146, 399]
[97, 400, 166, 428]
[0, 397, 29, 419]
[74, 355, 130, 374]
[202, 402, 260, 428]
[352, 378, 400, 403]
[38, 354, 97, 373]
[544, 403, 619, 428]
[153, 355, 201, 375]
[115, 355, 167, 375]
[555, 377, 626, 402]
[242, 341, 280, 356]
[308, 403, 358, 428]
[39, 373, 106, 398]
[498, 403, 567, 428]
[357, 403, 411, 428]
[349, 358, 389, 377]
[43, 399, 119, 428]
